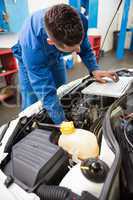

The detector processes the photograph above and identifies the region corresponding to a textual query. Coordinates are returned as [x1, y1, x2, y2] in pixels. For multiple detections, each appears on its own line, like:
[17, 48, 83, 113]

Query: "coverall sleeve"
[21, 46, 66, 124]
[79, 14, 100, 72]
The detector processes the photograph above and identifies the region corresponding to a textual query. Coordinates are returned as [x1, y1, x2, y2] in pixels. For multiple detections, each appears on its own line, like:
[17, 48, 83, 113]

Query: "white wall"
[28, 0, 68, 14]
[97, 0, 119, 51]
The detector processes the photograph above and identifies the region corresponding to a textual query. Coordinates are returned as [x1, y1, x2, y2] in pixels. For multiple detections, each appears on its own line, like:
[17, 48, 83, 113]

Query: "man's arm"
[79, 13, 100, 73]
[79, 33, 100, 73]
[21, 46, 66, 124]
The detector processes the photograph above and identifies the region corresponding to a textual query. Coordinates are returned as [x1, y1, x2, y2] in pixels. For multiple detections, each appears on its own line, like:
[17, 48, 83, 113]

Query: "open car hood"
[0, 68, 133, 200]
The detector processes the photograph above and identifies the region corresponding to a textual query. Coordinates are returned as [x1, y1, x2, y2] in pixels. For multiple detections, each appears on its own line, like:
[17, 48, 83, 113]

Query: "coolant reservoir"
[58, 121, 99, 160]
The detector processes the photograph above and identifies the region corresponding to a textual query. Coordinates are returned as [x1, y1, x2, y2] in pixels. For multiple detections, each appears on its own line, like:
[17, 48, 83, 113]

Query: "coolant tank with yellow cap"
[58, 121, 99, 160]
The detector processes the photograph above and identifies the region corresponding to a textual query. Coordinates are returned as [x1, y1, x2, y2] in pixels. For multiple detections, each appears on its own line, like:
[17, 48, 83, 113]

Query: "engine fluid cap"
[60, 121, 75, 134]
[80, 158, 109, 183]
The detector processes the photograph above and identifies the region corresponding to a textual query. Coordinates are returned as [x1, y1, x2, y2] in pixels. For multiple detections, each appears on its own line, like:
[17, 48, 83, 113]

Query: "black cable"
[100, 0, 123, 51]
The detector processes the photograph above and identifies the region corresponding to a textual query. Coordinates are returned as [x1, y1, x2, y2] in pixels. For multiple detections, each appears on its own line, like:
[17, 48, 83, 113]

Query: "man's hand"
[125, 113, 133, 119]
[92, 70, 119, 83]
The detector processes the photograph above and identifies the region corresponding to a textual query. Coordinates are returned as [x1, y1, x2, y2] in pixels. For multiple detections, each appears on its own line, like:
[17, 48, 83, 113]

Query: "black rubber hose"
[36, 184, 73, 200]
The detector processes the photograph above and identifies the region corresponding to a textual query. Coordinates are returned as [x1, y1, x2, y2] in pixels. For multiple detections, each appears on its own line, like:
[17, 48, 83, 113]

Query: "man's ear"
[47, 38, 55, 45]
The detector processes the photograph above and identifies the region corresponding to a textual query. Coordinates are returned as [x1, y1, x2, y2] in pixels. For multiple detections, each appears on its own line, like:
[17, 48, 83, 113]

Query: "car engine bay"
[0, 69, 133, 200]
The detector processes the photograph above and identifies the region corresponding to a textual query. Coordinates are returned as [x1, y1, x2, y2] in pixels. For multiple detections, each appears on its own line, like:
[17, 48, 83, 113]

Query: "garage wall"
[28, 0, 68, 13]
[0, 0, 132, 52]
[97, 0, 119, 51]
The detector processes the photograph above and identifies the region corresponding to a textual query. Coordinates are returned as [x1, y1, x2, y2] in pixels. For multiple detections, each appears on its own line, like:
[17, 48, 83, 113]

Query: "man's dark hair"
[45, 4, 84, 46]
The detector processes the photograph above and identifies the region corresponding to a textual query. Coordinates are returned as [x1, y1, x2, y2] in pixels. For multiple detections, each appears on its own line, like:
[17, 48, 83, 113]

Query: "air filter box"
[5, 129, 68, 189]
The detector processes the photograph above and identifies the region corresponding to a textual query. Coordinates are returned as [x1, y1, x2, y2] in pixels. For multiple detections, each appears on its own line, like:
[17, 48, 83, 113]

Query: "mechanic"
[12, 4, 118, 124]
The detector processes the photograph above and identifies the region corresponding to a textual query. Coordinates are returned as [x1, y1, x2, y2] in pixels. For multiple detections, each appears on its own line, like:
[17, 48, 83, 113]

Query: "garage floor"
[0, 50, 132, 126]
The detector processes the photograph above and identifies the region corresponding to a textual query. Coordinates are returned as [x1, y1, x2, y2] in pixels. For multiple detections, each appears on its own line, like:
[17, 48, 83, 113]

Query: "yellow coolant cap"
[60, 121, 75, 134]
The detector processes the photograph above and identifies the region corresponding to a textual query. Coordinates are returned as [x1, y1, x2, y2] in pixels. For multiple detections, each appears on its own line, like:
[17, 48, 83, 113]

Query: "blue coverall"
[12, 9, 100, 124]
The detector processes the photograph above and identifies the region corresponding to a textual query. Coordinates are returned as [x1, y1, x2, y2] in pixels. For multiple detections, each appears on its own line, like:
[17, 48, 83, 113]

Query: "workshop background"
[0, 0, 132, 125]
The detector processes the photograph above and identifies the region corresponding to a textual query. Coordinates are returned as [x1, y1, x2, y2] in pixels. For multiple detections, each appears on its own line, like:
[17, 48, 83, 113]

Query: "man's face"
[54, 43, 81, 53]
[47, 38, 82, 53]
